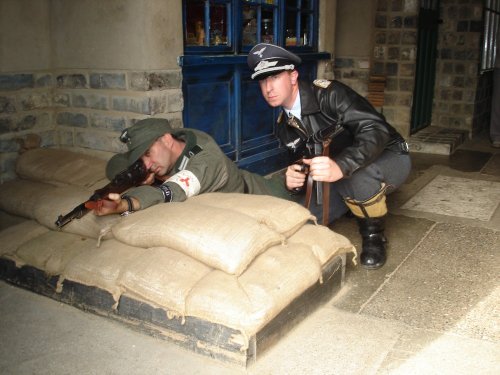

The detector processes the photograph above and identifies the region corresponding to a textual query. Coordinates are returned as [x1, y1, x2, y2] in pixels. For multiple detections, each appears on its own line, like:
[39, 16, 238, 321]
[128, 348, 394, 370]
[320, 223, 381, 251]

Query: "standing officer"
[248, 43, 411, 270]
[94, 117, 288, 216]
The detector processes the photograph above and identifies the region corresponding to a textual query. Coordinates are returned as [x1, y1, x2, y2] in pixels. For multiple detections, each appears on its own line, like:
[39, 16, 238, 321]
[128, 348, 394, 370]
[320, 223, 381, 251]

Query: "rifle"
[55, 159, 148, 228]
[293, 122, 344, 163]
[288, 120, 344, 225]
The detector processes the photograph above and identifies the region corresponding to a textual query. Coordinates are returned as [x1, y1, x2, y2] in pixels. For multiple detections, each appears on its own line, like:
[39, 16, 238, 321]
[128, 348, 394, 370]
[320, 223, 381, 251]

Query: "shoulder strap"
[179, 144, 203, 170]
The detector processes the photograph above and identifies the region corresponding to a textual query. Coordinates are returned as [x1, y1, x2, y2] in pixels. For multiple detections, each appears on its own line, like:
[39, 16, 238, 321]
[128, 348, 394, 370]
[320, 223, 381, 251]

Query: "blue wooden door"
[181, 0, 326, 175]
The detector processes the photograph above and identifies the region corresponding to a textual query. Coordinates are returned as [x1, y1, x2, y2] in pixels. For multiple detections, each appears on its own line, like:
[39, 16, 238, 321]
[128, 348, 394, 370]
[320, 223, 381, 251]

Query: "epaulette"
[313, 79, 332, 89]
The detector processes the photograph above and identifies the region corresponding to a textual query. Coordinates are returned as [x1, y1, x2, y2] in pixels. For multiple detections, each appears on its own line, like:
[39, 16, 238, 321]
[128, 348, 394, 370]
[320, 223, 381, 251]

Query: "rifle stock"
[55, 159, 148, 228]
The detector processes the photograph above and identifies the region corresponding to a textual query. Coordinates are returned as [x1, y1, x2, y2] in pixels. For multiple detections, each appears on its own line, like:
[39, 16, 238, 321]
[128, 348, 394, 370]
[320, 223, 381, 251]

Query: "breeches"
[301, 150, 411, 223]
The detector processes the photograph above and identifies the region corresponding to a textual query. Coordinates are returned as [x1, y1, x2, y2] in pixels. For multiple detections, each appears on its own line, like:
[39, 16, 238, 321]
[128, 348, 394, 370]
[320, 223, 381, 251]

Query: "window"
[481, 0, 500, 72]
[284, 0, 314, 48]
[241, 0, 279, 50]
[183, 0, 318, 54]
[183, 0, 232, 53]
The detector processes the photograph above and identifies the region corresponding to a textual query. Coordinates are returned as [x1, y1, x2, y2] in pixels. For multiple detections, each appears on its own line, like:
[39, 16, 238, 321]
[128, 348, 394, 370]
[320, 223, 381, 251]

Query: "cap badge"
[119, 129, 131, 144]
[255, 60, 278, 72]
[313, 79, 332, 89]
[253, 46, 267, 58]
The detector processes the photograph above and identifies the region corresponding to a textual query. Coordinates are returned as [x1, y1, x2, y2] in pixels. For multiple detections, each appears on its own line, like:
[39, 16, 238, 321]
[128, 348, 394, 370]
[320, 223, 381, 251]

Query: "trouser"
[301, 149, 411, 224]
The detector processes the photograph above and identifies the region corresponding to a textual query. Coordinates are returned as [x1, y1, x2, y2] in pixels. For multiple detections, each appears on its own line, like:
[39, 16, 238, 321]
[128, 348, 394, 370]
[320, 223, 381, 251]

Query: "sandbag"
[287, 224, 357, 265]
[0, 180, 57, 219]
[0, 179, 118, 239]
[112, 201, 284, 276]
[186, 243, 322, 335]
[16, 148, 108, 188]
[190, 192, 315, 237]
[34, 184, 120, 239]
[119, 247, 212, 317]
[0, 220, 49, 257]
[59, 239, 146, 303]
[15, 231, 96, 275]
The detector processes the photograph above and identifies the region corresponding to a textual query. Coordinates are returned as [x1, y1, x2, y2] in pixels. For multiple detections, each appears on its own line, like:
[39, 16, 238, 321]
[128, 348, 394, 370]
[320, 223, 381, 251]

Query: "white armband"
[167, 170, 201, 198]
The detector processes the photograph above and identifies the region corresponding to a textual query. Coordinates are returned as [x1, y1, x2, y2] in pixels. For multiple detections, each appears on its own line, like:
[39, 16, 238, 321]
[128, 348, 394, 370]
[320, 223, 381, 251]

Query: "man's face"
[141, 134, 175, 177]
[258, 70, 298, 109]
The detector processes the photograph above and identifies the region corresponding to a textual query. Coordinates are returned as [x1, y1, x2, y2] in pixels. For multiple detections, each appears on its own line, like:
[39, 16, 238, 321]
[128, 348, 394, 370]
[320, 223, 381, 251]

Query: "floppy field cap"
[105, 153, 129, 180]
[247, 43, 302, 80]
[118, 118, 173, 166]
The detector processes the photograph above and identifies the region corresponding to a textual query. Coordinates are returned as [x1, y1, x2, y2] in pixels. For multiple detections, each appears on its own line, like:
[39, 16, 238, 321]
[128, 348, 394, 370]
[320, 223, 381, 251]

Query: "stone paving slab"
[401, 175, 500, 221]
[482, 153, 500, 176]
[331, 214, 435, 313]
[249, 307, 402, 375]
[360, 222, 500, 342]
[377, 327, 500, 375]
[3, 277, 498, 375]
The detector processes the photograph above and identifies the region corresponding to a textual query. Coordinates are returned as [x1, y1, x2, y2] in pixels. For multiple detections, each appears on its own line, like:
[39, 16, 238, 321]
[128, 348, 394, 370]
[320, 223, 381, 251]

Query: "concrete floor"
[1, 132, 499, 374]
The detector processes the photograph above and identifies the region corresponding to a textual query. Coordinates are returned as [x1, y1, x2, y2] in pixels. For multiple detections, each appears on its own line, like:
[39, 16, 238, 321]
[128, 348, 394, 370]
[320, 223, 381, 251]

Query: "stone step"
[408, 126, 468, 155]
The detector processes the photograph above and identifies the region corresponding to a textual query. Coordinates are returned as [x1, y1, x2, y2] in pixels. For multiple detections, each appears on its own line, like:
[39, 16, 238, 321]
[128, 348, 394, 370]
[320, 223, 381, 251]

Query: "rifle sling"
[304, 142, 331, 226]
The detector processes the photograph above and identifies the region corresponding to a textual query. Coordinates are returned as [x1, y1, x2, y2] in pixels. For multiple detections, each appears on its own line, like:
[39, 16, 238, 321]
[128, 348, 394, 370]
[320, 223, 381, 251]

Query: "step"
[408, 127, 468, 155]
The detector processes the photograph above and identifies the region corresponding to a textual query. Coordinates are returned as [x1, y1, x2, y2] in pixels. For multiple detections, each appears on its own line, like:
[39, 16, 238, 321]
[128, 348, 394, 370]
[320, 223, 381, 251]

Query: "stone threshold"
[408, 127, 468, 155]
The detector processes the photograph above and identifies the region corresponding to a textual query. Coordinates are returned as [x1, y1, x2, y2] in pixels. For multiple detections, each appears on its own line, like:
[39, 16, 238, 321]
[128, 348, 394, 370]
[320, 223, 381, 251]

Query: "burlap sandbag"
[287, 224, 357, 265]
[0, 220, 49, 257]
[119, 247, 212, 317]
[186, 243, 322, 336]
[35, 184, 119, 239]
[0, 179, 117, 239]
[16, 148, 108, 188]
[15, 231, 96, 275]
[112, 201, 284, 275]
[0, 180, 57, 219]
[190, 193, 316, 237]
[59, 239, 146, 304]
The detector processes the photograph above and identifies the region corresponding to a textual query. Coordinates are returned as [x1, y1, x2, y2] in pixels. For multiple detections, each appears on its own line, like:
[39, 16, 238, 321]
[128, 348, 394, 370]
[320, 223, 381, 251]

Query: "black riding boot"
[357, 216, 387, 269]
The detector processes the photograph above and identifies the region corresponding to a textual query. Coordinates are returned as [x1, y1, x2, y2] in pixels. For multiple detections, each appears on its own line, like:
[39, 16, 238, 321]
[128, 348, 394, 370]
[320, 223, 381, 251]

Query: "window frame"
[481, 0, 500, 72]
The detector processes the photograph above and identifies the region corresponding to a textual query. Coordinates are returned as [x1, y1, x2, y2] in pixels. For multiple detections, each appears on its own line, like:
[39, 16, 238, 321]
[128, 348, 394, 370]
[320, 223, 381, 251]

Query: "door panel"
[411, 1, 440, 134]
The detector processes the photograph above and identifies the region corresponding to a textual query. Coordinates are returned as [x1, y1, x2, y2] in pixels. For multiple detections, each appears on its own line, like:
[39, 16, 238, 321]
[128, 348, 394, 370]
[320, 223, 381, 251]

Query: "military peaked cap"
[247, 43, 302, 80]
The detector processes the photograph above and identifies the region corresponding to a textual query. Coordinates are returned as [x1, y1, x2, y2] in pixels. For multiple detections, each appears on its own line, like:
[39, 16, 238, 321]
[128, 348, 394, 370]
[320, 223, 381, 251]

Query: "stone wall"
[370, 0, 419, 138]
[0, 0, 183, 182]
[433, 0, 487, 136]
[332, 0, 374, 96]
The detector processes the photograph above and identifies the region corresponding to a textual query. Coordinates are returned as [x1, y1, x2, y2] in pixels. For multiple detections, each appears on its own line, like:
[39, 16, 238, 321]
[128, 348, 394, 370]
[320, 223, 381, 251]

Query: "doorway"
[411, 0, 440, 134]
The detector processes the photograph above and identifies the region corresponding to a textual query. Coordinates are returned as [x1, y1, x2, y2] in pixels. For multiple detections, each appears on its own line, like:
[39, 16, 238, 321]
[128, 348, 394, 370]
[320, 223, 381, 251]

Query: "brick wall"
[0, 0, 183, 183]
[371, 0, 419, 137]
[0, 73, 55, 181]
[0, 70, 183, 182]
[333, 58, 371, 97]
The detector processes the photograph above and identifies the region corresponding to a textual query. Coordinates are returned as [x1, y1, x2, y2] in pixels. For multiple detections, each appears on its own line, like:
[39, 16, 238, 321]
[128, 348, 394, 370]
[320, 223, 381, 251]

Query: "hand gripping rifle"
[55, 159, 148, 228]
[290, 119, 344, 225]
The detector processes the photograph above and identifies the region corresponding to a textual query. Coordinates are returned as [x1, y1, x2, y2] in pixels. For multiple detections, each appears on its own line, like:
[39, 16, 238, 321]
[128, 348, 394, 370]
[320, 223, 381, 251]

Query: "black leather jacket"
[275, 79, 407, 177]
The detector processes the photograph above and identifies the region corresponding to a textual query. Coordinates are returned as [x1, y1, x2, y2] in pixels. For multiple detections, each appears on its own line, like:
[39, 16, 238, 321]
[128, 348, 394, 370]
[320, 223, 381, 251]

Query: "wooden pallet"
[0, 253, 346, 367]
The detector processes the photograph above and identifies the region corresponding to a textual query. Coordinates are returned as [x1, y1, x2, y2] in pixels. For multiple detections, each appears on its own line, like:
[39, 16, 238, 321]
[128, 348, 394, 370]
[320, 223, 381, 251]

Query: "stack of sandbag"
[0, 148, 119, 239]
[0, 148, 357, 344]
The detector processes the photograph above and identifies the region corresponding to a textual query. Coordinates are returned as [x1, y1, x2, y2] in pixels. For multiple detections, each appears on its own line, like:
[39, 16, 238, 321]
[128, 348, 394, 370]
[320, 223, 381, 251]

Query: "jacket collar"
[298, 80, 321, 115]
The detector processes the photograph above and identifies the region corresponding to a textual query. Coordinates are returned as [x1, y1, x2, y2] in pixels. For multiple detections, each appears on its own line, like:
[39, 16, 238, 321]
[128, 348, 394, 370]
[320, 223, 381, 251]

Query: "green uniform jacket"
[127, 128, 289, 209]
